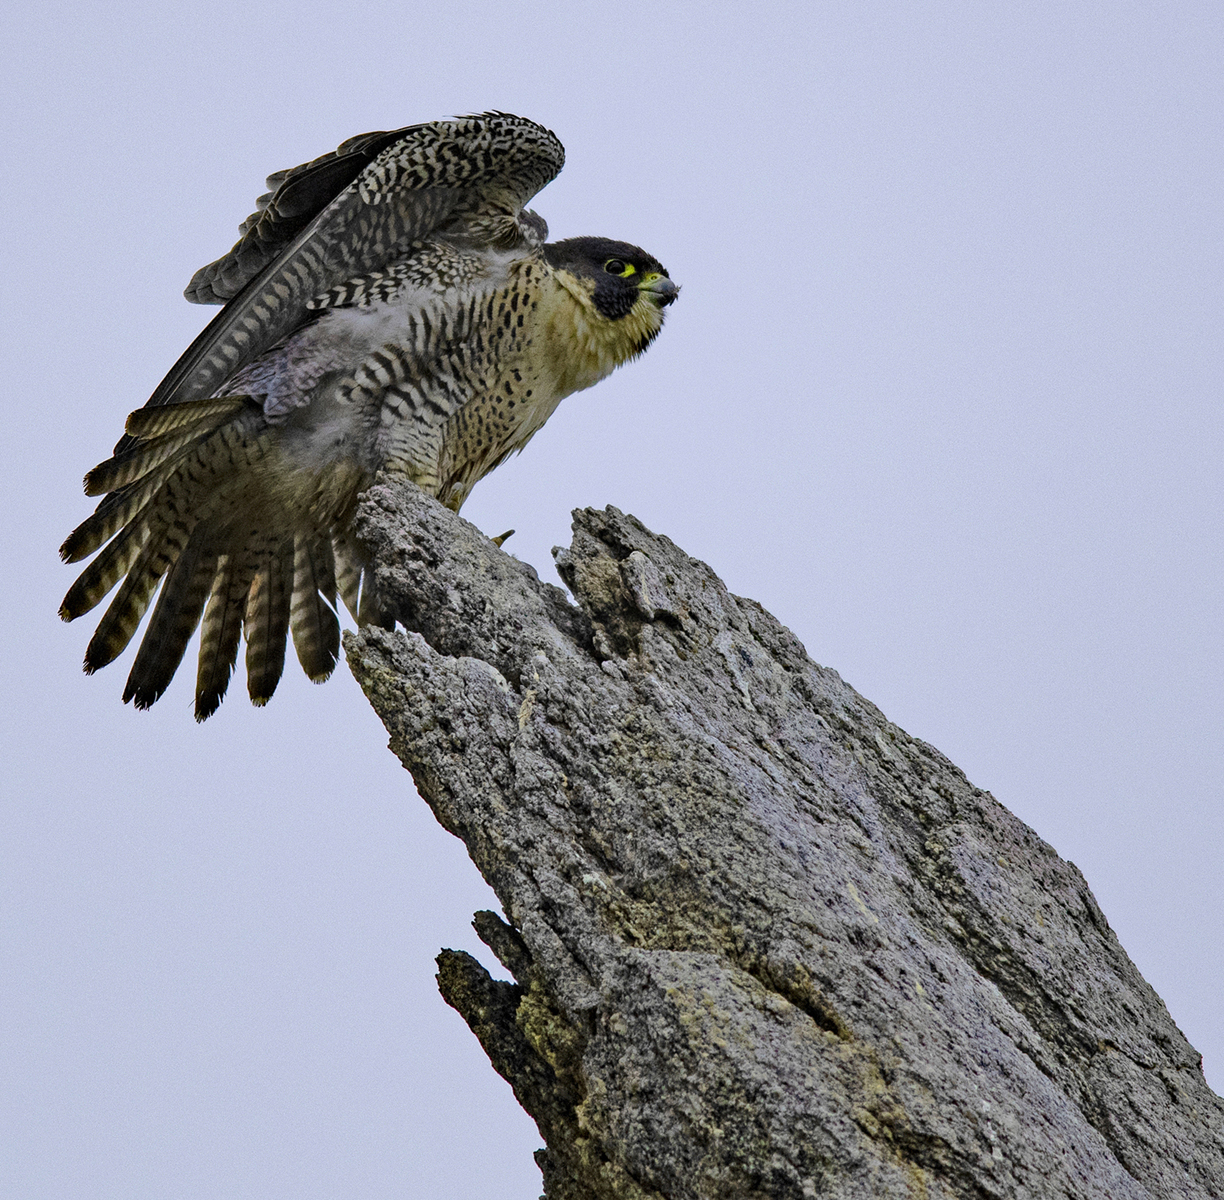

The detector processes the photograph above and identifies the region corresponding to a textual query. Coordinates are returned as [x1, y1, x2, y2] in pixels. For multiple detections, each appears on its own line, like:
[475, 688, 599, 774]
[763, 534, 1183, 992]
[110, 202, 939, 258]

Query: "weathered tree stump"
[345, 478, 1223, 1199]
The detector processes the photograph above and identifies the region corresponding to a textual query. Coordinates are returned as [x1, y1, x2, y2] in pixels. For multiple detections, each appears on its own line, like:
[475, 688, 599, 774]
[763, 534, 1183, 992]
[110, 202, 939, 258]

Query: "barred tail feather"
[332, 527, 393, 630]
[332, 530, 363, 621]
[60, 518, 152, 621]
[290, 535, 340, 681]
[83, 513, 198, 672]
[357, 571, 394, 629]
[244, 536, 294, 706]
[123, 534, 219, 709]
[195, 555, 251, 721]
[124, 396, 247, 439]
[61, 469, 172, 565]
[85, 420, 229, 497]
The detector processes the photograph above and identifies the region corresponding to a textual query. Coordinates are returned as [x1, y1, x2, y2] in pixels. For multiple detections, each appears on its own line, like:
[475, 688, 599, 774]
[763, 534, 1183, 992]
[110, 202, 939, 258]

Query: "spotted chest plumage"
[296, 243, 673, 509]
[329, 254, 557, 503]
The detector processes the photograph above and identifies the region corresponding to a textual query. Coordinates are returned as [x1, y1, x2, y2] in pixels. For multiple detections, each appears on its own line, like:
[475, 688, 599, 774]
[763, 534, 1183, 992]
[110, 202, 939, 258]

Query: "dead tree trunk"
[345, 478, 1223, 1200]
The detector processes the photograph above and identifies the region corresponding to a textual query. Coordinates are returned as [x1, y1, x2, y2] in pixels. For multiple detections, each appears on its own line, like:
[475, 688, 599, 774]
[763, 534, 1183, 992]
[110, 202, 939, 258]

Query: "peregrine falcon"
[60, 113, 677, 720]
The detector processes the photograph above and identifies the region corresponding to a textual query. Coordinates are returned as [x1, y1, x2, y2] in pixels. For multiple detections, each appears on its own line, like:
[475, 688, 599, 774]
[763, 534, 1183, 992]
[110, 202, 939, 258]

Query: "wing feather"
[124, 114, 564, 440]
[185, 126, 422, 304]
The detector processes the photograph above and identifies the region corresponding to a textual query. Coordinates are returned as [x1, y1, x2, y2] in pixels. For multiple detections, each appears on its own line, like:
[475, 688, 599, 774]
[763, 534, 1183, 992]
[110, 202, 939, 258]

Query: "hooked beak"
[640, 274, 680, 307]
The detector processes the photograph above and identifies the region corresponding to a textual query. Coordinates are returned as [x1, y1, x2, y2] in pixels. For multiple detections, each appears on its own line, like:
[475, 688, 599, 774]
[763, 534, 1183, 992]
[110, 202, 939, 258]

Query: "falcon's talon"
[491, 530, 516, 548]
[61, 113, 677, 719]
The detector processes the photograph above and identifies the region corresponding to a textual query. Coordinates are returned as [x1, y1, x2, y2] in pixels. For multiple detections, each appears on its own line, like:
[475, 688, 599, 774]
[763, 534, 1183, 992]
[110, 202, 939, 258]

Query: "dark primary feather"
[136, 186, 455, 419]
[185, 126, 422, 305]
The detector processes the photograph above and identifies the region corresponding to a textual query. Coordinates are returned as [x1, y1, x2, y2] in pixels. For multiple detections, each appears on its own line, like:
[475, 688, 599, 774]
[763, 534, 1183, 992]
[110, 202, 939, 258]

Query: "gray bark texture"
[345, 478, 1224, 1200]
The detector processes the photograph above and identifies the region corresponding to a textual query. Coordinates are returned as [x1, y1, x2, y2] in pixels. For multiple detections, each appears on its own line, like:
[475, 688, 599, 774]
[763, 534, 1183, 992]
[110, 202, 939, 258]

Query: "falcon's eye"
[604, 259, 635, 277]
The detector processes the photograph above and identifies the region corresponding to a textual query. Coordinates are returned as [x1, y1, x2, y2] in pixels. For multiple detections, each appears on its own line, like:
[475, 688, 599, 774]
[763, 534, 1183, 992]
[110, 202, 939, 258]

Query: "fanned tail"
[62, 395, 370, 719]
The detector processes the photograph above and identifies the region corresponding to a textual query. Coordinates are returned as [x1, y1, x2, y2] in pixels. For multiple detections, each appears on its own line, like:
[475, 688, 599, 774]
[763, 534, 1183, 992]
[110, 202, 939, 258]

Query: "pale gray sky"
[3, 3, 1221, 1197]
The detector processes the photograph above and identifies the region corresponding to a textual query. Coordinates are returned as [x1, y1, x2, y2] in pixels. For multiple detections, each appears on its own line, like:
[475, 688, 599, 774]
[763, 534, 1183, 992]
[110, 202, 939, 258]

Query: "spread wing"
[134, 113, 565, 421]
[184, 126, 424, 305]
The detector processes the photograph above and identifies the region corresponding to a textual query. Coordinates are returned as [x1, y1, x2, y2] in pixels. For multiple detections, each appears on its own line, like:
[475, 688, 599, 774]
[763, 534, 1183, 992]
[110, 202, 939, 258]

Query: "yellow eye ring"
[604, 259, 636, 277]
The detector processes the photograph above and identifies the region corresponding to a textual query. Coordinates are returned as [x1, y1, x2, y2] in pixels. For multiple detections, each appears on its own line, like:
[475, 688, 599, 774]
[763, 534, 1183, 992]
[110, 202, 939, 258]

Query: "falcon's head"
[545, 236, 679, 355]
